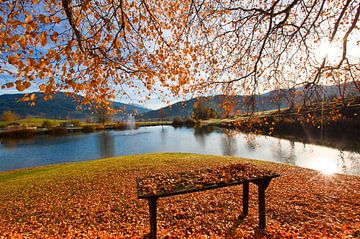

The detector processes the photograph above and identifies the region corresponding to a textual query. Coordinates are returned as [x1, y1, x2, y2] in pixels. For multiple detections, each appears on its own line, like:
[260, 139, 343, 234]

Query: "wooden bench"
[136, 164, 279, 238]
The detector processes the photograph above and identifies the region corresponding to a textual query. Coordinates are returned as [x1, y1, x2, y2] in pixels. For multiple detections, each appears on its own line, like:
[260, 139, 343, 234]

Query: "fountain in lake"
[126, 113, 136, 133]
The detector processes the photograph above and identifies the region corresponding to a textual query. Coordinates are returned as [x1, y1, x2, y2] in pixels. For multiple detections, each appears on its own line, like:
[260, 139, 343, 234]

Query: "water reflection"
[193, 126, 214, 148]
[221, 133, 237, 156]
[1, 137, 35, 148]
[244, 134, 258, 152]
[98, 132, 114, 158]
[0, 126, 359, 175]
[272, 139, 296, 165]
[160, 126, 167, 145]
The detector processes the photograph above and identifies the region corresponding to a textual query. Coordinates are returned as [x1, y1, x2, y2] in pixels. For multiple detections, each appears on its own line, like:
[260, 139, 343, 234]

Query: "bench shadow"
[227, 214, 269, 238]
[227, 214, 247, 236]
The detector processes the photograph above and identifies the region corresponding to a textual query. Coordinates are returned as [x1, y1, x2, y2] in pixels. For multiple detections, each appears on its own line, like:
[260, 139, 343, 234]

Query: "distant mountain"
[137, 94, 281, 120]
[0, 92, 148, 120]
[138, 83, 359, 120]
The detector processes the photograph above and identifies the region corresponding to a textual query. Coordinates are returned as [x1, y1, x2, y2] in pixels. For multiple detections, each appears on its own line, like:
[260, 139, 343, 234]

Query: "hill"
[138, 83, 359, 120]
[0, 92, 148, 120]
[137, 94, 284, 120]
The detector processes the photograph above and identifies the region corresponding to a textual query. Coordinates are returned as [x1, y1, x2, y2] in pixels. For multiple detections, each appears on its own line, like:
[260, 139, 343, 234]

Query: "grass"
[136, 121, 173, 126]
[0, 118, 70, 127]
[0, 153, 250, 185]
[0, 153, 359, 238]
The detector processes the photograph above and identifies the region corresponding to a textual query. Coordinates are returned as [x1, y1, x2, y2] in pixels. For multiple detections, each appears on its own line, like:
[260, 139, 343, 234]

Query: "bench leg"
[257, 178, 272, 230]
[258, 182, 266, 229]
[243, 181, 249, 216]
[149, 198, 158, 239]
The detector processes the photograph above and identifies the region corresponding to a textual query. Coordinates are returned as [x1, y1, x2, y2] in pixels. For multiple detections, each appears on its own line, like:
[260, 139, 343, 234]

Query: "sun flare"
[316, 39, 342, 64]
[310, 156, 338, 175]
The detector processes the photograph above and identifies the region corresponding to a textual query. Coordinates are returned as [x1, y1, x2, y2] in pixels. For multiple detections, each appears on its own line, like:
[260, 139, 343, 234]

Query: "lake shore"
[0, 121, 173, 139]
[0, 153, 359, 238]
[200, 117, 360, 153]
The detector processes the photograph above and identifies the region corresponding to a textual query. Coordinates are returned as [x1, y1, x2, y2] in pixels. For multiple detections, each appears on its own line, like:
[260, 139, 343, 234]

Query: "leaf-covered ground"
[0, 153, 359, 238]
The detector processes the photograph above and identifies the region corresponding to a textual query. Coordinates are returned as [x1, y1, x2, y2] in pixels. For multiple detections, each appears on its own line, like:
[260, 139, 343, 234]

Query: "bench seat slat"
[137, 174, 279, 199]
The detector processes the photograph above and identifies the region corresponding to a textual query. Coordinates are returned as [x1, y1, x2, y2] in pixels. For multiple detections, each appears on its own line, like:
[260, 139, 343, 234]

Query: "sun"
[316, 39, 342, 64]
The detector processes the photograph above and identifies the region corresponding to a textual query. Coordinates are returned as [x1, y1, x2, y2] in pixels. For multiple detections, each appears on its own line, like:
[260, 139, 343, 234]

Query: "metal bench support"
[242, 181, 249, 216]
[255, 178, 272, 230]
[149, 198, 158, 239]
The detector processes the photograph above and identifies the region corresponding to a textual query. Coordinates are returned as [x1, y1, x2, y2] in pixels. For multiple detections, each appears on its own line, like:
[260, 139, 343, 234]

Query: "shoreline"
[0, 121, 173, 138]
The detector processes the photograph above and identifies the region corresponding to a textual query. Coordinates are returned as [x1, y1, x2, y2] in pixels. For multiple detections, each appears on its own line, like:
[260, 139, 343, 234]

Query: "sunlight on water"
[310, 158, 338, 175]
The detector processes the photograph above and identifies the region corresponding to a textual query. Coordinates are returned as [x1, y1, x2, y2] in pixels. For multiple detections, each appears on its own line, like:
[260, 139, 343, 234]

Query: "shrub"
[184, 117, 196, 127]
[192, 105, 218, 120]
[172, 116, 184, 126]
[48, 127, 67, 135]
[172, 117, 196, 127]
[70, 120, 82, 127]
[41, 120, 54, 128]
[82, 125, 97, 132]
[114, 122, 128, 130]
[1, 111, 19, 122]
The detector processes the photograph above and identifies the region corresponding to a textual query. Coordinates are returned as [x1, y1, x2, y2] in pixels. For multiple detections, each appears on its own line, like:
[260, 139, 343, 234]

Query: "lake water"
[0, 126, 359, 175]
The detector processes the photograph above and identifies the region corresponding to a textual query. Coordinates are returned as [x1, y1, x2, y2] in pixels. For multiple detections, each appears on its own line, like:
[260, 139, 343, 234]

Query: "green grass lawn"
[0, 153, 359, 238]
[0, 118, 69, 127]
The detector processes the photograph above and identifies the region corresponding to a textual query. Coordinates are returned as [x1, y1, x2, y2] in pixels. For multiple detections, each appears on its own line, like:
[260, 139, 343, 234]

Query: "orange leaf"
[50, 31, 58, 42]
[5, 82, 14, 88]
[54, 16, 61, 24]
[6, 36, 17, 47]
[8, 55, 17, 65]
[30, 93, 36, 101]
[40, 32, 47, 46]
[24, 14, 33, 23]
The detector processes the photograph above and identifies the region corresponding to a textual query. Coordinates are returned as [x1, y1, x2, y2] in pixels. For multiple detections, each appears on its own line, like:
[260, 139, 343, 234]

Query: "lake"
[0, 126, 359, 175]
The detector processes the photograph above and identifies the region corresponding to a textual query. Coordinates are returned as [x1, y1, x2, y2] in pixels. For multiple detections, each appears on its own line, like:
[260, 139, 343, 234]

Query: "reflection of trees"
[337, 150, 360, 175]
[348, 153, 360, 176]
[337, 150, 345, 174]
[272, 139, 296, 165]
[244, 134, 258, 152]
[193, 126, 214, 148]
[98, 132, 114, 158]
[160, 126, 167, 145]
[222, 133, 237, 156]
[1, 138, 19, 148]
[0, 137, 35, 148]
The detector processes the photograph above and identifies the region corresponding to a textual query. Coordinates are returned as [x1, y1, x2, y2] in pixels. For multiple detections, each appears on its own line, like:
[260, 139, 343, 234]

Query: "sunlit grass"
[0, 153, 358, 238]
[0, 118, 69, 127]
[0, 153, 258, 187]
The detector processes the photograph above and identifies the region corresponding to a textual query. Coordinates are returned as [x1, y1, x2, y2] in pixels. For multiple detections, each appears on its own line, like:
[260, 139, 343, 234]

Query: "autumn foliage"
[0, 0, 359, 108]
[0, 153, 359, 238]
